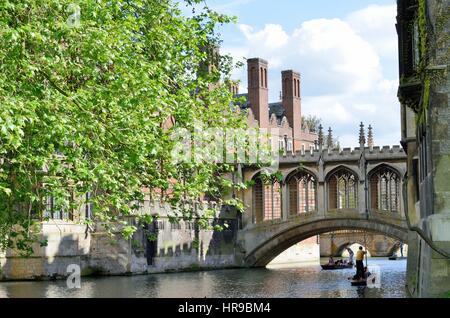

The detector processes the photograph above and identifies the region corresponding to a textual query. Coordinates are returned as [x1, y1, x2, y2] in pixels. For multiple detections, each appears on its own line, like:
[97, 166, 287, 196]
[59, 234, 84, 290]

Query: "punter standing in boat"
[355, 246, 367, 280]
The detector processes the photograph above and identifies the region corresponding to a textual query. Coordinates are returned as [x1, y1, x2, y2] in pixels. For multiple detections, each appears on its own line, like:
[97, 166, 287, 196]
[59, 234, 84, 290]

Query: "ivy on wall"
[416, 0, 430, 125]
[416, 0, 449, 125]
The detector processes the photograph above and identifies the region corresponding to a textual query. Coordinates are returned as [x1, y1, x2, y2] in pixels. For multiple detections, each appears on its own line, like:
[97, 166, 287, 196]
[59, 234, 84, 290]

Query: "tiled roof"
[233, 94, 286, 124]
[269, 102, 286, 124]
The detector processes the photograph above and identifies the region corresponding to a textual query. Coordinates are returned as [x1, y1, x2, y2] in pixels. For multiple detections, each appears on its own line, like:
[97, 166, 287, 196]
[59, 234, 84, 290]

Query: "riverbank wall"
[0, 203, 245, 281]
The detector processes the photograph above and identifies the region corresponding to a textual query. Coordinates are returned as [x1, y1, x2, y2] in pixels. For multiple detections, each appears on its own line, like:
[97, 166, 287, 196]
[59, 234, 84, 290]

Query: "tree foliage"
[0, 0, 246, 253]
[302, 115, 321, 133]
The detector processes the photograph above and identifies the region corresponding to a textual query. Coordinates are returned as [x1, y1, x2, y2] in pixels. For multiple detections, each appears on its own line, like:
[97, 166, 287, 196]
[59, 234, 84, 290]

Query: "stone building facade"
[396, 0, 450, 297]
[232, 58, 318, 154]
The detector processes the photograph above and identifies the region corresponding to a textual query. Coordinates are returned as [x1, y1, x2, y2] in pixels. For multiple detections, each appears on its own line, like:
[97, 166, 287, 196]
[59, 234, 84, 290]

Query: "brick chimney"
[247, 58, 269, 128]
[282, 70, 301, 150]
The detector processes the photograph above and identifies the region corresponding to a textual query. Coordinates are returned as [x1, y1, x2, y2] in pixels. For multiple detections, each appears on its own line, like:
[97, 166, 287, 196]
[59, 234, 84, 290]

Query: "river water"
[0, 258, 408, 298]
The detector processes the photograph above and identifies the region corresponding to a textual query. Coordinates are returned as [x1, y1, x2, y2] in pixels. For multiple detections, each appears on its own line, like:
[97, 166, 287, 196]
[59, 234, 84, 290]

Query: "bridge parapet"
[279, 145, 405, 164]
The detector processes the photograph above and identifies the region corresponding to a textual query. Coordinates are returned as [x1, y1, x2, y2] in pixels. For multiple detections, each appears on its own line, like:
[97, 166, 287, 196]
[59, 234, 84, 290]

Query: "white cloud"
[302, 96, 356, 125]
[240, 24, 289, 49]
[377, 78, 398, 94]
[346, 4, 398, 59]
[291, 18, 381, 94]
[222, 4, 401, 147]
[353, 103, 377, 114]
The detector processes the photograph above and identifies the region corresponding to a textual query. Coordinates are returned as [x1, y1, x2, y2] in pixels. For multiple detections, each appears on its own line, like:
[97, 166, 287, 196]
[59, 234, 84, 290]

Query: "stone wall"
[0, 221, 91, 280]
[146, 210, 242, 273]
[0, 203, 242, 281]
[399, 0, 450, 298]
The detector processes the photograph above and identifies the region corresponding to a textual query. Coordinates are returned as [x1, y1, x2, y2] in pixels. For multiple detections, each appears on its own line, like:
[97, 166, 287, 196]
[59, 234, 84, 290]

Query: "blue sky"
[180, 0, 401, 147]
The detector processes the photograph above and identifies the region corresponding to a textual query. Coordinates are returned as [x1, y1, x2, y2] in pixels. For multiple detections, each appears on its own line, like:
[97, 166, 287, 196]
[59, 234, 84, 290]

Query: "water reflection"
[0, 258, 407, 298]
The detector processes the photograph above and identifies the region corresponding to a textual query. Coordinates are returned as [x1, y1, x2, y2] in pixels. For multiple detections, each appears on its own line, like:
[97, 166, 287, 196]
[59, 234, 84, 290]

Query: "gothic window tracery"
[253, 174, 282, 223]
[370, 166, 400, 213]
[328, 168, 358, 210]
[288, 171, 317, 215]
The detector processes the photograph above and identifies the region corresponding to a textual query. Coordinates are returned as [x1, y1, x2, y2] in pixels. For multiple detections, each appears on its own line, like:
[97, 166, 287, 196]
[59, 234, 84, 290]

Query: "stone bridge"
[238, 210, 408, 266]
[236, 134, 408, 267]
[319, 230, 403, 257]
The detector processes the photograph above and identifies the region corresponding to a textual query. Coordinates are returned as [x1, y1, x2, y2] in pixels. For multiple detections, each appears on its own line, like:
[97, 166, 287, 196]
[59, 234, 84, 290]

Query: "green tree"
[302, 115, 321, 133]
[0, 0, 246, 254]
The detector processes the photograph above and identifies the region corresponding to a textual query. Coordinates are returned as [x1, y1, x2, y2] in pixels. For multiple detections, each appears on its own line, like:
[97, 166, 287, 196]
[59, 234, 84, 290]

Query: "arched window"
[328, 168, 358, 210]
[251, 67, 256, 87]
[284, 78, 288, 97]
[288, 171, 317, 215]
[260, 67, 264, 87]
[370, 166, 400, 212]
[253, 174, 282, 223]
[294, 79, 298, 97]
[264, 68, 267, 88]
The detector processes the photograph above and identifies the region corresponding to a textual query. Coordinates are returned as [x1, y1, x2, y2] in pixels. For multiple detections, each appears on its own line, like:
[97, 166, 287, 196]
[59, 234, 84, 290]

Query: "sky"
[180, 0, 401, 147]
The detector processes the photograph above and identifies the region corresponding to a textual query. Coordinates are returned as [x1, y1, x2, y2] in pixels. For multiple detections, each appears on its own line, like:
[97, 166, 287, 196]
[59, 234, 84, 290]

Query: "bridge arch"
[283, 167, 319, 183]
[244, 218, 408, 267]
[324, 164, 360, 181]
[334, 241, 372, 256]
[247, 167, 277, 182]
[367, 162, 404, 178]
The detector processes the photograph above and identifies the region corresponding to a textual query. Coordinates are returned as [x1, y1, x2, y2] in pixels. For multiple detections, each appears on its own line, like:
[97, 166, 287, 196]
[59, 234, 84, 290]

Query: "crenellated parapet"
[279, 144, 405, 164]
[365, 145, 406, 160]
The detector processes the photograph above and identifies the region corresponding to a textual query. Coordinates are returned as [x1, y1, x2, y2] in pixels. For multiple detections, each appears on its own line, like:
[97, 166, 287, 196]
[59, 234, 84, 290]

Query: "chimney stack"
[282, 70, 301, 151]
[247, 58, 269, 128]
